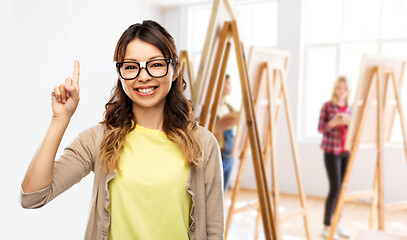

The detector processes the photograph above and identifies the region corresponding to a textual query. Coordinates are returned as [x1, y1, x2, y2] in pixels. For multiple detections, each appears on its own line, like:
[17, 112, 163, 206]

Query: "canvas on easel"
[232, 48, 289, 158]
[345, 56, 407, 150]
[328, 55, 407, 240]
[226, 47, 311, 240]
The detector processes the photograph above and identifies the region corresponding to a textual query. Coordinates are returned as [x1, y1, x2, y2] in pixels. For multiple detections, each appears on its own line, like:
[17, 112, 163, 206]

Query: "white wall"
[161, 5, 193, 99]
[1, 1, 163, 239]
[162, 5, 189, 51]
[0, 0, 18, 238]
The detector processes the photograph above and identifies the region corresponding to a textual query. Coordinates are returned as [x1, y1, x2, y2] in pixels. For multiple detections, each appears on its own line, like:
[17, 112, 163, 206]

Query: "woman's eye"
[124, 64, 138, 70]
[151, 63, 164, 68]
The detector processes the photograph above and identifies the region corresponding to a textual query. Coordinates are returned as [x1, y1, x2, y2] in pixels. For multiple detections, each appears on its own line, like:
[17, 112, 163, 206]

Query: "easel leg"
[199, 22, 230, 128]
[377, 69, 385, 230]
[369, 160, 379, 229]
[225, 138, 250, 239]
[185, 51, 195, 94]
[268, 70, 281, 239]
[255, 118, 280, 239]
[391, 72, 407, 161]
[279, 69, 311, 240]
[179, 50, 195, 97]
[255, 210, 262, 240]
[208, 41, 232, 132]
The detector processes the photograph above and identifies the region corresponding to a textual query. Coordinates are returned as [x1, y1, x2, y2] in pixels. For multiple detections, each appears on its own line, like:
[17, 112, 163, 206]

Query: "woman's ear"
[172, 65, 181, 82]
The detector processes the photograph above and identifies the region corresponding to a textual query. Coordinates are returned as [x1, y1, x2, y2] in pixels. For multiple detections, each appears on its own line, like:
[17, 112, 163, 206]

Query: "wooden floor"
[224, 189, 407, 240]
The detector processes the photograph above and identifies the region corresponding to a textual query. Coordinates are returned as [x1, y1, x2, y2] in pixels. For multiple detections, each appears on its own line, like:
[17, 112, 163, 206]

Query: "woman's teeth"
[138, 87, 155, 93]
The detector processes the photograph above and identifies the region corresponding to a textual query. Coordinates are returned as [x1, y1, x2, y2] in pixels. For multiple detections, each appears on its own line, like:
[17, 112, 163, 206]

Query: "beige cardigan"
[20, 124, 224, 240]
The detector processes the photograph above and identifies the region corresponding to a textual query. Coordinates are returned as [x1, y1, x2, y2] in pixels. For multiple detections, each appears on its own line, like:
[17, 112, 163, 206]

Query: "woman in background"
[20, 20, 224, 240]
[214, 74, 239, 192]
[318, 76, 352, 239]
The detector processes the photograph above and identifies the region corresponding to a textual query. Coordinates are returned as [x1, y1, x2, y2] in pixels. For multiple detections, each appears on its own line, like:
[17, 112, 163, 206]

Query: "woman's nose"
[137, 67, 152, 82]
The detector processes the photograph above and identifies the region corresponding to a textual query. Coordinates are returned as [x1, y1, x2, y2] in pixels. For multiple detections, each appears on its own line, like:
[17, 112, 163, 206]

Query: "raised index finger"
[73, 60, 80, 89]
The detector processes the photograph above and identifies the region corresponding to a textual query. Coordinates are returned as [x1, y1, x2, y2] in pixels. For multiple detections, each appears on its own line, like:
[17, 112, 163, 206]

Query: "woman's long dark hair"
[99, 20, 202, 173]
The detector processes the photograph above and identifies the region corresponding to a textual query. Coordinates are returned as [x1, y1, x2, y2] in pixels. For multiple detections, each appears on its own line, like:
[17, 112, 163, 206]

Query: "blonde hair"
[330, 76, 349, 105]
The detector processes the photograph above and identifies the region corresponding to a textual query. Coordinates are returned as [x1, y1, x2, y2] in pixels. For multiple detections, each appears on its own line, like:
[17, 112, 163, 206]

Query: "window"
[188, 0, 278, 110]
[303, 0, 407, 142]
[304, 47, 337, 138]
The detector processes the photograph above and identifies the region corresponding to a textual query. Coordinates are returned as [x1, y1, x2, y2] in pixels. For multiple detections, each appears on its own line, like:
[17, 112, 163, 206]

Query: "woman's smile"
[134, 85, 159, 96]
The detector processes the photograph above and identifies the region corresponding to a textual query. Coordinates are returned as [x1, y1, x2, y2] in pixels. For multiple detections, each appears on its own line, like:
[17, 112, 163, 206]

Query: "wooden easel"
[224, 62, 311, 240]
[328, 65, 407, 240]
[179, 50, 195, 96]
[198, 20, 278, 240]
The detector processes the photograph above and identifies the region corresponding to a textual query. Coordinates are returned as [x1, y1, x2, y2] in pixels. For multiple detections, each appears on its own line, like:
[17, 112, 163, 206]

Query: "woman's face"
[335, 80, 348, 101]
[222, 77, 232, 97]
[119, 39, 177, 112]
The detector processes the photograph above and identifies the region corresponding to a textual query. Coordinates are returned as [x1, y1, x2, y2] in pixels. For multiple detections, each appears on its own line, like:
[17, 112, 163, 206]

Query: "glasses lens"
[120, 62, 139, 79]
[147, 60, 168, 77]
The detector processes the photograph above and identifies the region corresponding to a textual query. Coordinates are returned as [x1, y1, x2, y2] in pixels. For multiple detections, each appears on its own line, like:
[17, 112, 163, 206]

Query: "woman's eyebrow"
[123, 55, 164, 62]
[148, 55, 164, 60]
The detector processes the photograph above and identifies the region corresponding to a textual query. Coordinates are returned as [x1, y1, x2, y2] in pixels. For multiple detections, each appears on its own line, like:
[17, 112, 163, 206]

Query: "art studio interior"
[2, 0, 407, 239]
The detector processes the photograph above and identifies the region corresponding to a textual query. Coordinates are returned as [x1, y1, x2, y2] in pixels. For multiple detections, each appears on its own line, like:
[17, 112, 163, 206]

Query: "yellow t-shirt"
[107, 124, 191, 240]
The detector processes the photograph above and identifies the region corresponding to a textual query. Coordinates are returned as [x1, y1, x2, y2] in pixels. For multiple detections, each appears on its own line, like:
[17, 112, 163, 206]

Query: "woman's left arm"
[204, 133, 225, 239]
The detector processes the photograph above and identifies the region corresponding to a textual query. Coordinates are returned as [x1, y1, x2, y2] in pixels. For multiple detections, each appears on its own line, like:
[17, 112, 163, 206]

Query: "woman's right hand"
[51, 61, 80, 119]
[328, 114, 340, 129]
[328, 113, 348, 129]
[21, 61, 80, 194]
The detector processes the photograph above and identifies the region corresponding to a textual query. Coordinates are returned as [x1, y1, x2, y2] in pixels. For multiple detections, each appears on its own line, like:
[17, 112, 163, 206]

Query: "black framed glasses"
[116, 58, 176, 80]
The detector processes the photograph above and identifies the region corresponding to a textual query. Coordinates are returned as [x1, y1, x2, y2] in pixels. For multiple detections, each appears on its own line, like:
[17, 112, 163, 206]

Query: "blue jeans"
[222, 128, 235, 192]
[222, 155, 234, 192]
